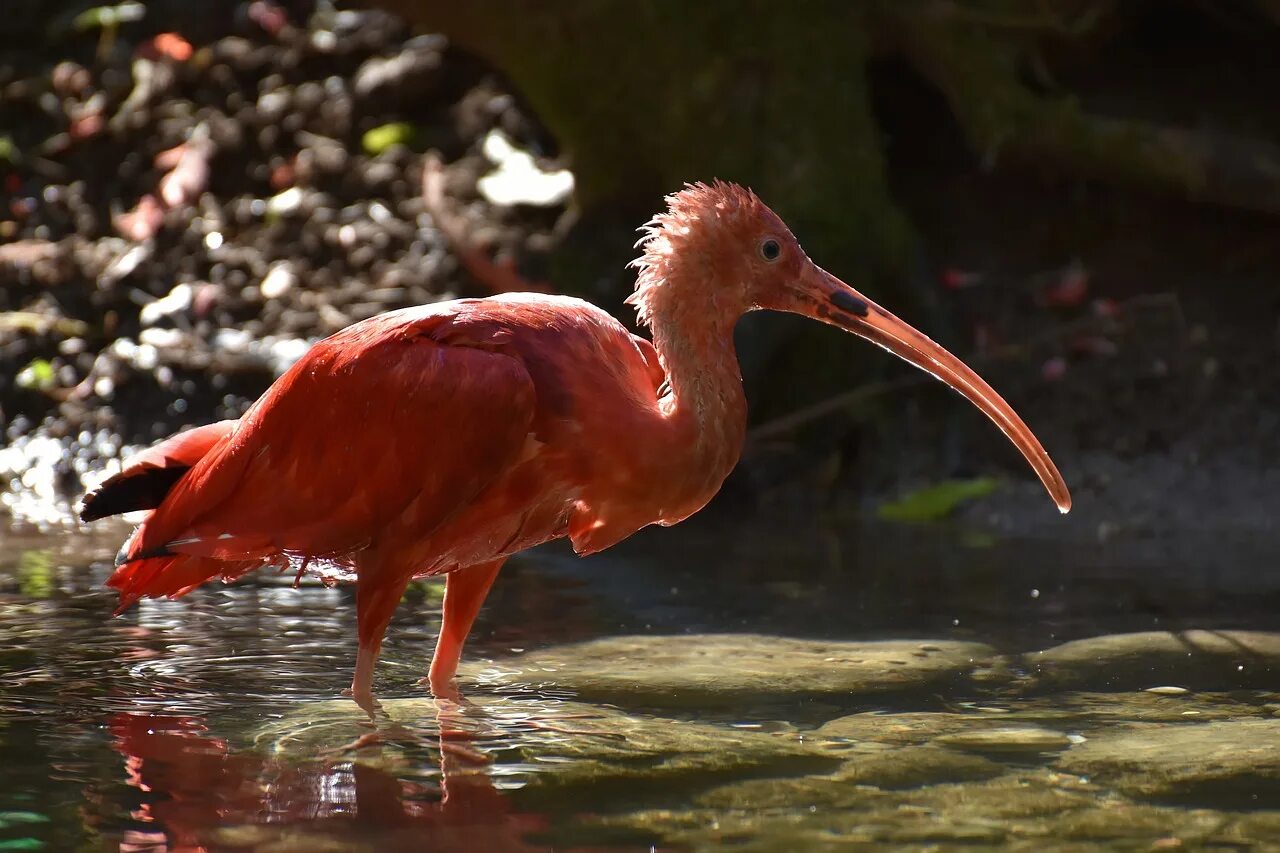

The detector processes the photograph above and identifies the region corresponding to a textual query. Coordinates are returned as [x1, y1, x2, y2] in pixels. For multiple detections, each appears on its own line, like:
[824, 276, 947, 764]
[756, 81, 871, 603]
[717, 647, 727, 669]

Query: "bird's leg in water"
[349, 552, 413, 714]
[424, 558, 506, 698]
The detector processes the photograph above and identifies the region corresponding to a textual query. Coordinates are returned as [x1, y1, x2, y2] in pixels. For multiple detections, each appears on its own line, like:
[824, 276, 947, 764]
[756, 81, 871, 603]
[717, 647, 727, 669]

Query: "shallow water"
[1, 514, 1278, 851]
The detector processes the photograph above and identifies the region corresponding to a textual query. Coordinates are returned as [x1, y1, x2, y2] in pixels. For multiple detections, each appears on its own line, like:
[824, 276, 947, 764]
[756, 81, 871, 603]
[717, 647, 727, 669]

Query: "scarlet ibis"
[81, 181, 1071, 709]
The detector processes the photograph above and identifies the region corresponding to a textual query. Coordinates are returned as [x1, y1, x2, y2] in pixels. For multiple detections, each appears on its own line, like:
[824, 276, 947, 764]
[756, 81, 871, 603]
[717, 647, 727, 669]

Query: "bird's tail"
[80, 420, 238, 523]
[80, 419, 251, 613]
[106, 549, 260, 615]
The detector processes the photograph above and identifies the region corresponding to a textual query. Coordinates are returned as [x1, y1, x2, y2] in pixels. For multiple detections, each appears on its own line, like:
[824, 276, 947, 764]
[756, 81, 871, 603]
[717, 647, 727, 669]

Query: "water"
[1, 514, 1278, 850]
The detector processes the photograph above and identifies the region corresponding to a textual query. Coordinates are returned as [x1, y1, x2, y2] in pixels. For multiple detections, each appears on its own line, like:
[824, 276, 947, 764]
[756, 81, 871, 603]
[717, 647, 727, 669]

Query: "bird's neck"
[649, 312, 748, 482]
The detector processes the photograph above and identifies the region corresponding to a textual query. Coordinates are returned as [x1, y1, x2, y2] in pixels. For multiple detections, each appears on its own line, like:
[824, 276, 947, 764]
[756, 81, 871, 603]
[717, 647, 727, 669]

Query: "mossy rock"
[250, 695, 837, 808]
[1021, 630, 1280, 691]
[595, 769, 1261, 850]
[1055, 718, 1280, 803]
[460, 634, 1001, 708]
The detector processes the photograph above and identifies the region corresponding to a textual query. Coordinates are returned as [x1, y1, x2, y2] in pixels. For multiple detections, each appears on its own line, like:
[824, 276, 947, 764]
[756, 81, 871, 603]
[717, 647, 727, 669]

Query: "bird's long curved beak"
[782, 264, 1072, 513]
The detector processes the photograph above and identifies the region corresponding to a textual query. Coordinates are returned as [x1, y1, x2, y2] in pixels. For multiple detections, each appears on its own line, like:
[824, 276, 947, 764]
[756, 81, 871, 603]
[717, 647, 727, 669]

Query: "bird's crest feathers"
[627, 180, 762, 327]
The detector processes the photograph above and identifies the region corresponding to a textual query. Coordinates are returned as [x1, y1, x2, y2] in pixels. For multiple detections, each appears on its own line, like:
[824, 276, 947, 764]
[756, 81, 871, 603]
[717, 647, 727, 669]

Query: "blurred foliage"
[16, 551, 55, 598]
[877, 478, 999, 522]
[69, 2, 144, 33]
[14, 360, 55, 393]
[361, 121, 418, 156]
[403, 577, 446, 605]
[0, 813, 49, 831]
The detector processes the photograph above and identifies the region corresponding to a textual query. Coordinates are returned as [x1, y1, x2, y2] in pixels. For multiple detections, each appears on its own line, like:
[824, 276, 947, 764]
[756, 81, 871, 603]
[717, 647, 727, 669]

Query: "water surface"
[1, 515, 1277, 850]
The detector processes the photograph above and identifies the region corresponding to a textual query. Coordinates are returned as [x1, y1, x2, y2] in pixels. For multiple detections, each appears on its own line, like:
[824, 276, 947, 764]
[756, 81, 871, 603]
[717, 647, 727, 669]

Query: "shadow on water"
[1, 513, 1279, 849]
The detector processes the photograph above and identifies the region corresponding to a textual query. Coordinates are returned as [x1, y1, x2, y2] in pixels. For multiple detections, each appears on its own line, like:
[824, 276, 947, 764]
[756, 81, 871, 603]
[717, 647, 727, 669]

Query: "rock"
[817, 710, 1071, 774]
[460, 634, 1000, 708]
[1055, 718, 1280, 802]
[1022, 631, 1280, 691]
[819, 710, 1069, 753]
[833, 745, 1007, 789]
[1041, 802, 1236, 844]
[353, 35, 445, 100]
[1011, 690, 1272, 725]
[597, 770, 1256, 850]
[935, 727, 1073, 755]
[251, 695, 836, 807]
[818, 711, 997, 745]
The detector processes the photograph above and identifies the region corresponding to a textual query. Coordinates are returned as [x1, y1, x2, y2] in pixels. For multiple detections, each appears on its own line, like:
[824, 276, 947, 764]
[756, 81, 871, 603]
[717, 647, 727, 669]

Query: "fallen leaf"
[0, 136, 18, 165]
[362, 122, 416, 156]
[247, 0, 288, 36]
[1091, 297, 1120, 318]
[16, 358, 56, 391]
[1041, 356, 1069, 381]
[143, 32, 193, 62]
[1069, 336, 1118, 357]
[877, 478, 1000, 523]
[157, 141, 210, 208]
[0, 240, 58, 267]
[69, 112, 105, 140]
[113, 193, 164, 241]
[940, 267, 983, 290]
[71, 1, 145, 32]
[0, 312, 88, 336]
[1039, 260, 1090, 308]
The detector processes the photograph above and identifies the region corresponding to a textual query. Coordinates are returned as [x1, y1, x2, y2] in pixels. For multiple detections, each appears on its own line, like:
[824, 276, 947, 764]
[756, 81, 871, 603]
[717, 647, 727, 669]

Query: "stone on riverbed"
[459, 634, 1000, 707]
[815, 710, 1071, 777]
[1055, 718, 1280, 802]
[832, 745, 1007, 788]
[591, 770, 1253, 850]
[934, 726, 1073, 755]
[1012, 689, 1274, 724]
[250, 695, 836, 805]
[1022, 630, 1280, 691]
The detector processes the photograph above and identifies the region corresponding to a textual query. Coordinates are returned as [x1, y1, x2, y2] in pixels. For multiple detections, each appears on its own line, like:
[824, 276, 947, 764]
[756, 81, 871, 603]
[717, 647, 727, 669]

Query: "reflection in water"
[106, 707, 546, 852]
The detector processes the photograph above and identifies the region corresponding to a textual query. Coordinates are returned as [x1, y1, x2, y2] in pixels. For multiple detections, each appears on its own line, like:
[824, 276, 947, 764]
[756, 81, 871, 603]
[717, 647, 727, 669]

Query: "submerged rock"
[1012, 690, 1272, 725]
[1055, 718, 1280, 802]
[817, 711, 1070, 754]
[210, 683, 1280, 850]
[460, 634, 1000, 708]
[596, 768, 1273, 850]
[934, 726, 1073, 756]
[832, 745, 1007, 789]
[818, 710, 1001, 745]
[1023, 630, 1280, 691]
[250, 695, 836, 806]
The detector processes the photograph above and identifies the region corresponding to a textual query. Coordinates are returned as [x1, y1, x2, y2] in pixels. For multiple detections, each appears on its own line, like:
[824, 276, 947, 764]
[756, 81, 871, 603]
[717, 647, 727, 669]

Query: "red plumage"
[83, 182, 1070, 708]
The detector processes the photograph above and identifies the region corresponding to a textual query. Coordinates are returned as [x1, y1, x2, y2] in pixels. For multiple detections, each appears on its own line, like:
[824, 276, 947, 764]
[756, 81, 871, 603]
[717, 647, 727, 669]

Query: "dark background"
[2, 0, 1279, 546]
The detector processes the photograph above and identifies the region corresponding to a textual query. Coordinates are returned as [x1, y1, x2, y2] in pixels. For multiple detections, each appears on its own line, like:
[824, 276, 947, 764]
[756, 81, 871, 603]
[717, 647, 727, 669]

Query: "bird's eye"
[759, 238, 782, 262]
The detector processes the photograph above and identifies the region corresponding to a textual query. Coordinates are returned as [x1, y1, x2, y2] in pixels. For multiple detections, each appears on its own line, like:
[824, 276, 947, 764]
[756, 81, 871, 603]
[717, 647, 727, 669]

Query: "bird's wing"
[630, 335, 667, 395]
[126, 308, 537, 565]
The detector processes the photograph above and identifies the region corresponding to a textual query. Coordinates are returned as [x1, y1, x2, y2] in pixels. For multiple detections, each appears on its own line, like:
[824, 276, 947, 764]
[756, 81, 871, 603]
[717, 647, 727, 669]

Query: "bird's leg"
[423, 558, 506, 698]
[349, 555, 413, 715]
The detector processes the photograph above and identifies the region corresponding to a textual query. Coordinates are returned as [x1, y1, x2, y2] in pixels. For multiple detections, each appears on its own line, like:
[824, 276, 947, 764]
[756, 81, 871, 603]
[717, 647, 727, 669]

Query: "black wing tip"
[117, 544, 176, 566]
[78, 489, 108, 523]
[78, 465, 191, 524]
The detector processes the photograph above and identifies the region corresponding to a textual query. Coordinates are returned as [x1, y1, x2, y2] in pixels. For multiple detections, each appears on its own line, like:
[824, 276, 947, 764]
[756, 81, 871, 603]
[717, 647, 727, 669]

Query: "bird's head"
[629, 180, 1072, 513]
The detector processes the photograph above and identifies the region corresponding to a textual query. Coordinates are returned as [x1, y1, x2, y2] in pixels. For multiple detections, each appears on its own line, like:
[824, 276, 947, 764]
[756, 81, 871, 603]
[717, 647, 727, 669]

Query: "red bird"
[81, 182, 1071, 709]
